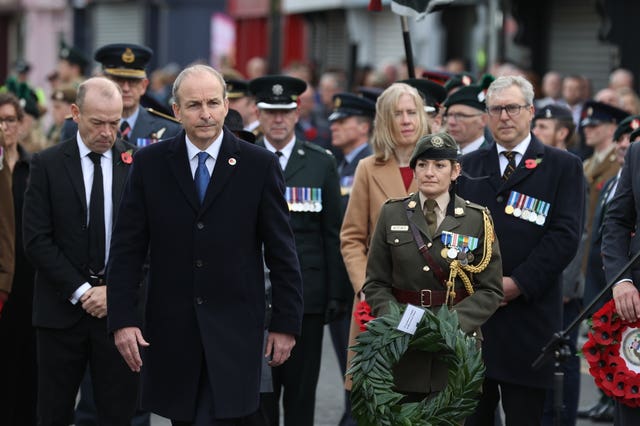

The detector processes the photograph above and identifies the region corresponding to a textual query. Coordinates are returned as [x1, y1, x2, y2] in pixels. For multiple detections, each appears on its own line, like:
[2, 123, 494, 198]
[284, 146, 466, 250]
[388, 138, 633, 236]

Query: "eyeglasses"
[443, 112, 484, 121]
[486, 104, 530, 117]
[0, 116, 18, 125]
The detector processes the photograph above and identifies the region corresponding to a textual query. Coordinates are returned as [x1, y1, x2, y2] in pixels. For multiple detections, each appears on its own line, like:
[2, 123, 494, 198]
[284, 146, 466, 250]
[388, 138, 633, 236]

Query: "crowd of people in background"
[2, 37, 640, 426]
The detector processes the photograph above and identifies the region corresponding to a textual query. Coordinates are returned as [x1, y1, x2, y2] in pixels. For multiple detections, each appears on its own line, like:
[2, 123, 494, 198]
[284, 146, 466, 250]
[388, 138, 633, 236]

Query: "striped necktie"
[502, 151, 517, 181]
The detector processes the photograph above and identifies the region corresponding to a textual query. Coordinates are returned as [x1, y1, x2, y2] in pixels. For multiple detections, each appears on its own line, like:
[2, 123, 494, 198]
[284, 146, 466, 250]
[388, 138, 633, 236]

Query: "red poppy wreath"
[583, 299, 640, 407]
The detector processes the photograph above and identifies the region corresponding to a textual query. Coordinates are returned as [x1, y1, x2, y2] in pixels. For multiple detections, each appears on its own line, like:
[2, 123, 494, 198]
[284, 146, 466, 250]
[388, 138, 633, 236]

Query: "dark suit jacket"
[22, 138, 134, 329]
[59, 106, 182, 144]
[257, 139, 347, 314]
[0, 154, 14, 293]
[457, 135, 584, 389]
[339, 144, 372, 213]
[602, 142, 640, 287]
[106, 130, 303, 420]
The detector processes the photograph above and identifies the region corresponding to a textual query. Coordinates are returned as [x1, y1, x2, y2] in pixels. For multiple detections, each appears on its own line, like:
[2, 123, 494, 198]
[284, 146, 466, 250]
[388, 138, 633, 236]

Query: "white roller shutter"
[91, 3, 144, 52]
[372, 12, 405, 65]
[547, 0, 616, 91]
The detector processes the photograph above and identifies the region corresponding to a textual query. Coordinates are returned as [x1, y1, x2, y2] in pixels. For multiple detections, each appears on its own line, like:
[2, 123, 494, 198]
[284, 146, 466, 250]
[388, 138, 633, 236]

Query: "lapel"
[406, 192, 431, 240]
[166, 131, 201, 213]
[111, 140, 132, 223]
[371, 155, 418, 199]
[498, 135, 545, 193]
[437, 195, 464, 237]
[468, 142, 502, 193]
[62, 139, 87, 212]
[200, 132, 241, 214]
[283, 139, 306, 180]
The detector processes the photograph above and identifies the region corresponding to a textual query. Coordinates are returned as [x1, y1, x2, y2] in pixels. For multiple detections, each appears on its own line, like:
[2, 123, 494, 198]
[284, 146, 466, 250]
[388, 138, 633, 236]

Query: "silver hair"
[486, 75, 534, 106]
[172, 64, 227, 105]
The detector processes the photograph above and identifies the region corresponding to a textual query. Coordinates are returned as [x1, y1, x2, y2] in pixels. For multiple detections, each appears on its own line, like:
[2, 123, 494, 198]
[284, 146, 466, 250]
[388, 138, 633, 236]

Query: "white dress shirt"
[263, 136, 296, 170]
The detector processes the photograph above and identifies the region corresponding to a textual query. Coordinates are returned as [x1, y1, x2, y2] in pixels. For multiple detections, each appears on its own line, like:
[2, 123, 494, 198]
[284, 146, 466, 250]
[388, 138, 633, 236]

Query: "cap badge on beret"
[334, 97, 342, 108]
[432, 136, 444, 147]
[477, 91, 485, 102]
[587, 107, 593, 116]
[462, 75, 472, 86]
[632, 119, 640, 130]
[60, 48, 70, 59]
[545, 108, 552, 118]
[122, 48, 135, 64]
[272, 84, 284, 96]
[55, 91, 64, 101]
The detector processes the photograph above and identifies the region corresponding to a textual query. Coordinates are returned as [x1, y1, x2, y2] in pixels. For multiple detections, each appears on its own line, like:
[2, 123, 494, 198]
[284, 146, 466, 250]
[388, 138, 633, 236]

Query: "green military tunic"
[363, 191, 503, 394]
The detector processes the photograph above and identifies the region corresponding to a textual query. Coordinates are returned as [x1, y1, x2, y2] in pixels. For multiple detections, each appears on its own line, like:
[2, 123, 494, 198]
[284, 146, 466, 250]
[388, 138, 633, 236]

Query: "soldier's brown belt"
[392, 287, 467, 308]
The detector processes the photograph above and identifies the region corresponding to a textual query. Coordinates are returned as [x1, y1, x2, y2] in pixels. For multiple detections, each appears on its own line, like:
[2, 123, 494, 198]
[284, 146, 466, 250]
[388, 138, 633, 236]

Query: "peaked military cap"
[225, 108, 256, 143]
[534, 104, 573, 121]
[400, 78, 447, 113]
[630, 127, 640, 141]
[328, 93, 376, 122]
[613, 114, 640, 141]
[59, 41, 89, 69]
[94, 43, 153, 79]
[581, 100, 629, 127]
[50, 85, 77, 104]
[421, 69, 453, 86]
[357, 86, 384, 103]
[225, 78, 251, 99]
[249, 75, 307, 110]
[410, 132, 459, 168]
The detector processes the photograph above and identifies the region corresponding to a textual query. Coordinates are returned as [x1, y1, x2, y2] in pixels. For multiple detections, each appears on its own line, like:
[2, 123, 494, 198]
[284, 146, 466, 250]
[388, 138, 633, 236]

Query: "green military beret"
[409, 132, 460, 168]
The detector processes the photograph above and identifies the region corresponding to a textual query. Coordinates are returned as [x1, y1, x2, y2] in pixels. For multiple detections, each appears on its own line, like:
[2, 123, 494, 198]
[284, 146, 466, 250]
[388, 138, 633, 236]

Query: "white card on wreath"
[397, 304, 425, 335]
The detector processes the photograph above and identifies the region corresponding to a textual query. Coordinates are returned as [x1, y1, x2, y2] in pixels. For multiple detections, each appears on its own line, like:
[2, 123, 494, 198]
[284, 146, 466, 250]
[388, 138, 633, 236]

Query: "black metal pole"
[400, 16, 415, 79]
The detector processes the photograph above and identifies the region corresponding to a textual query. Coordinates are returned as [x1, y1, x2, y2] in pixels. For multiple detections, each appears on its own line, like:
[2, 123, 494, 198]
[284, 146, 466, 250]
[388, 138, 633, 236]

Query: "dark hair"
[0, 92, 24, 121]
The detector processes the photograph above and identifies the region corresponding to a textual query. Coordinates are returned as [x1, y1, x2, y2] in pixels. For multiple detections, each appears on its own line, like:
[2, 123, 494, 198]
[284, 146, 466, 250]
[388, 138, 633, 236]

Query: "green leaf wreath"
[348, 302, 485, 426]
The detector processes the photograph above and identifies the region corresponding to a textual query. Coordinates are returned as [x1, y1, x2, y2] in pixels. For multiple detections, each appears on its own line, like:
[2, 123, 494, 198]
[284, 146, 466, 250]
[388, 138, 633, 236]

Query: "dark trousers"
[328, 315, 357, 426]
[615, 402, 640, 425]
[266, 314, 324, 426]
[466, 378, 547, 426]
[171, 363, 266, 426]
[541, 298, 581, 426]
[36, 316, 138, 426]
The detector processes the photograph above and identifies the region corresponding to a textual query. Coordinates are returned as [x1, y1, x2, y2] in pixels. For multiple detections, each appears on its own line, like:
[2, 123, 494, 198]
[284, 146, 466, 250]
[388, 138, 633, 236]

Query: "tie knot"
[197, 151, 209, 165]
[424, 199, 437, 213]
[275, 151, 284, 157]
[502, 151, 516, 161]
[88, 152, 102, 165]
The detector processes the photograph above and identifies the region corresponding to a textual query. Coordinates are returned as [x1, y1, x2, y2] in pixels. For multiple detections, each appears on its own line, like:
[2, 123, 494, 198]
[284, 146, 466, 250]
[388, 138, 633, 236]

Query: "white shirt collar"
[263, 136, 296, 160]
[496, 133, 531, 158]
[460, 136, 485, 155]
[76, 135, 113, 160]
[185, 130, 224, 161]
[121, 105, 141, 131]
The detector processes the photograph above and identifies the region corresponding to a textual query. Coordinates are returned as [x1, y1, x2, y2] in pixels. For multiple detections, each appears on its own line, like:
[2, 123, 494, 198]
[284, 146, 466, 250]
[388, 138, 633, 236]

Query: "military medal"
[528, 199, 538, 222]
[513, 193, 525, 217]
[447, 247, 458, 259]
[441, 248, 449, 259]
[467, 252, 475, 262]
[521, 196, 532, 220]
[505, 191, 518, 215]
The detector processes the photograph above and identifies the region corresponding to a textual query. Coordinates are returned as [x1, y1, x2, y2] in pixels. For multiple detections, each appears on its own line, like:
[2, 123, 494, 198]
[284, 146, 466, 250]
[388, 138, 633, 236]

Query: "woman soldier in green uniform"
[363, 132, 503, 400]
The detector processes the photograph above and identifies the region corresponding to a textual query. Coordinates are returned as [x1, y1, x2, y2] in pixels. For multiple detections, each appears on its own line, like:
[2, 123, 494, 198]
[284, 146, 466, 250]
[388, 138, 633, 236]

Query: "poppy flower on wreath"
[354, 300, 375, 332]
[121, 149, 133, 164]
[583, 299, 640, 407]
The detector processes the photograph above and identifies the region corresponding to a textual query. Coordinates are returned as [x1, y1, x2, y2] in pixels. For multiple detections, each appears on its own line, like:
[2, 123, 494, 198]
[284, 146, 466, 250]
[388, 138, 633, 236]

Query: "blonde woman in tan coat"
[340, 82, 430, 388]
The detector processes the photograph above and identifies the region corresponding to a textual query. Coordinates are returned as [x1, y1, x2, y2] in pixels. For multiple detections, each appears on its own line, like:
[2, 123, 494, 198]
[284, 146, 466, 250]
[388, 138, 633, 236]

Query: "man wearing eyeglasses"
[457, 75, 585, 426]
[442, 84, 490, 155]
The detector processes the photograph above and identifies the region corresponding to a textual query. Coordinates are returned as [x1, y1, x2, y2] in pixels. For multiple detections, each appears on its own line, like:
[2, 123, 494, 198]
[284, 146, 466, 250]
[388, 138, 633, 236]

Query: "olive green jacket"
[363, 192, 503, 393]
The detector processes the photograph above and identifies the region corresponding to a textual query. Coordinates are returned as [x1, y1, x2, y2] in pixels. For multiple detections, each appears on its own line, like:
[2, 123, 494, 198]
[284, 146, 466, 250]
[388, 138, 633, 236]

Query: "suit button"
[496, 195, 504, 203]
[196, 222, 204, 230]
[423, 266, 430, 272]
[195, 260, 203, 267]
[427, 242, 432, 248]
[195, 297, 204, 305]
[394, 238, 399, 244]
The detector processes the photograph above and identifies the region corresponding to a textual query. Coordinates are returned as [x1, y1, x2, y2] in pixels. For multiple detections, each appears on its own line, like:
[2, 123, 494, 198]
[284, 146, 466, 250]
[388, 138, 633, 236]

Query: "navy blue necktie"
[195, 152, 210, 203]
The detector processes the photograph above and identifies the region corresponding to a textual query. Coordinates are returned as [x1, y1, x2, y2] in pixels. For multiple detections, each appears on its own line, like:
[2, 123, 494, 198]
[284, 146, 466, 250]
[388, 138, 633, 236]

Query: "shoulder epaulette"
[302, 141, 333, 156]
[385, 195, 411, 204]
[464, 199, 489, 212]
[146, 108, 180, 124]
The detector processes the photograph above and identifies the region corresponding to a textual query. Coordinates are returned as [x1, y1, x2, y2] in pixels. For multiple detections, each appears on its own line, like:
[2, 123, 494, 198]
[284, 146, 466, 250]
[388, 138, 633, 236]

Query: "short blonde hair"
[371, 83, 429, 161]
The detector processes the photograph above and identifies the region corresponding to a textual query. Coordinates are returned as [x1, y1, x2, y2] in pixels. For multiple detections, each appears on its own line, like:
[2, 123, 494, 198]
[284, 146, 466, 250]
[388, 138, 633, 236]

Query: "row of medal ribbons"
[136, 138, 158, 147]
[440, 231, 479, 265]
[286, 187, 323, 212]
[504, 190, 550, 226]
